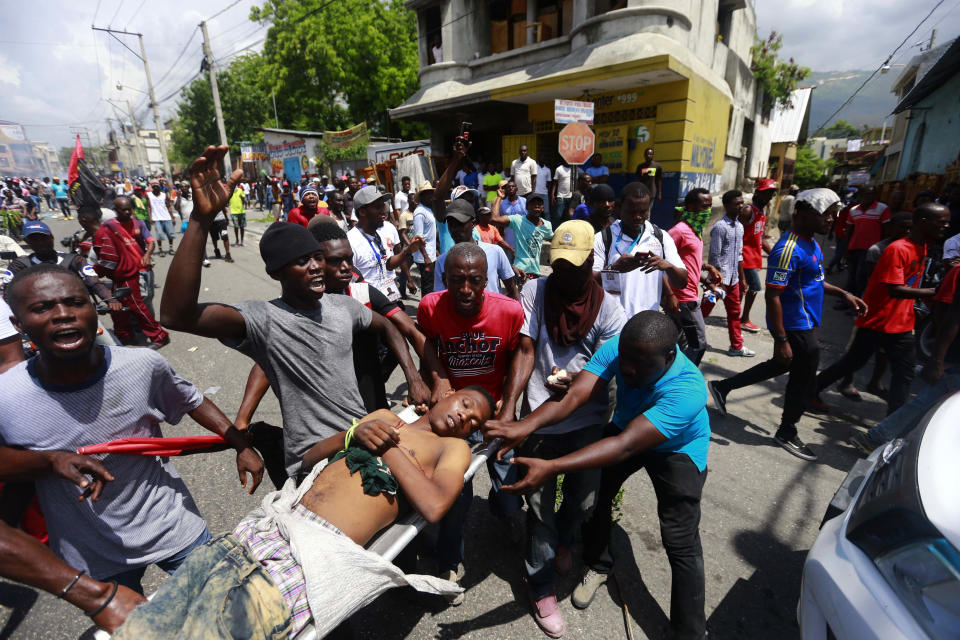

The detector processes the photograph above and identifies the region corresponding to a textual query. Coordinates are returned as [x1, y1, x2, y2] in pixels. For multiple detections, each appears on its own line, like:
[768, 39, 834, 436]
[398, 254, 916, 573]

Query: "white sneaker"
[727, 346, 756, 357]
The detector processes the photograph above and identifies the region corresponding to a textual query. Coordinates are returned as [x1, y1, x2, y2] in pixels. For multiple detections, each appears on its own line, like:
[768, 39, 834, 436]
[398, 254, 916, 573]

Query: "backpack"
[601, 222, 664, 267]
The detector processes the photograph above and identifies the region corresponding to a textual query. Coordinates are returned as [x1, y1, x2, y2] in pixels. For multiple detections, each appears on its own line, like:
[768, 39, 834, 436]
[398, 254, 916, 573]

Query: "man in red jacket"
[93, 196, 169, 348]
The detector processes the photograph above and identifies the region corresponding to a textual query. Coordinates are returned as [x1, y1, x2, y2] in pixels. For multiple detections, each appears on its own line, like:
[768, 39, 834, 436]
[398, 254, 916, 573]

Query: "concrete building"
[882, 37, 956, 182]
[392, 0, 766, 225]
[30, 141, 64, 178]
[892, 36, 960, 180]
[138, 128, 173, 177]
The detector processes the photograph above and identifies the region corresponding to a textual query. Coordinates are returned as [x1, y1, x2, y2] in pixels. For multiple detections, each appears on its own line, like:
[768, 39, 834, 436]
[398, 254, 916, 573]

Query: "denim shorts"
[743, 268, 762, 292]
[113, 534, 291, 640]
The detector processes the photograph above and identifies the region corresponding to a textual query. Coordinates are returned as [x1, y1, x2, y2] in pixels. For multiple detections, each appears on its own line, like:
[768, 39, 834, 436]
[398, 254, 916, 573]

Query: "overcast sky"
[1, 0, 958, 151]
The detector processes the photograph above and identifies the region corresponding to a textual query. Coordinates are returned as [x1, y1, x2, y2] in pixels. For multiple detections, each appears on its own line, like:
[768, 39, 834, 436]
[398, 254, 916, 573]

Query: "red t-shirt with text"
[856, 237, 926, 334]
[847, 202, 890, 251]
[417, 290, 523, 401]
[741, 205, 766, 269]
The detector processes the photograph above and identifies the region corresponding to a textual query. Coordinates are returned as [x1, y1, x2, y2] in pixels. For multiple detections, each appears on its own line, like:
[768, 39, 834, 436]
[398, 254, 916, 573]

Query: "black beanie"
[259, 222, 323, 274]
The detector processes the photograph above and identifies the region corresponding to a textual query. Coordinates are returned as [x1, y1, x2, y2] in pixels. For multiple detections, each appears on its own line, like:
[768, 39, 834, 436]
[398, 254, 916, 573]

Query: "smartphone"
[458, 121, 472, 141]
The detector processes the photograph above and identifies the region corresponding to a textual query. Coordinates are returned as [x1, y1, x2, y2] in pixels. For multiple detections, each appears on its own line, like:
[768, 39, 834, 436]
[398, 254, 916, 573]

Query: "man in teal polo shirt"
[491, 189, 553, 280]
[484, 310, 709, 639]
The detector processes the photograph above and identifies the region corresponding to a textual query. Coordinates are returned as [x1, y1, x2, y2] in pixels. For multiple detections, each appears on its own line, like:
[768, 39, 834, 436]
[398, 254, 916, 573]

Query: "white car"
[800, 391, 960, 639]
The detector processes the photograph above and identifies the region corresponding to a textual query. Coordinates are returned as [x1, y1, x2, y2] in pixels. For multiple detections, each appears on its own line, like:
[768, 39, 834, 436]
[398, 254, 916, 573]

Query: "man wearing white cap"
[348, 185, 423, 303]
[708, 189, 866, 461]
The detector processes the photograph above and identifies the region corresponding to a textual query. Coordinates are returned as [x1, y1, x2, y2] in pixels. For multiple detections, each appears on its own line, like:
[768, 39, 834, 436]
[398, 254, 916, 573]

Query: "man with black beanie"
[161, 145, 432, 478]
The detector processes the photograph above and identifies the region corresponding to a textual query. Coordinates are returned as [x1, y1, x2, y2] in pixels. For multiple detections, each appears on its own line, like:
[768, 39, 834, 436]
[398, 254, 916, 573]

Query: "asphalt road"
[0, 208, 889, 639]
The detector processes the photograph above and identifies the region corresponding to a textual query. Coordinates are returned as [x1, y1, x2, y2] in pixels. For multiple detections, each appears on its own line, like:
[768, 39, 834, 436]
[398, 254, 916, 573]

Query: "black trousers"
[416, 262, 435, 296]
[714, 329, 820, 439]
[582, 423, 707, 640]
[845, 249, 867, 296]
[817, 327, 915, 414]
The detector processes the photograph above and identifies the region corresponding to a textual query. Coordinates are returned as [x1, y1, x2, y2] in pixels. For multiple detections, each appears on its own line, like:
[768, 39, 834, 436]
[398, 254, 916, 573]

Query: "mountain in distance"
[805, 70, 900, 133]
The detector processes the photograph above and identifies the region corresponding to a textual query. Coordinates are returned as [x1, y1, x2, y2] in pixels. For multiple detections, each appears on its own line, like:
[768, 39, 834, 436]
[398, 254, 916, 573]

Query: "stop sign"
[558, 122, 595, 165]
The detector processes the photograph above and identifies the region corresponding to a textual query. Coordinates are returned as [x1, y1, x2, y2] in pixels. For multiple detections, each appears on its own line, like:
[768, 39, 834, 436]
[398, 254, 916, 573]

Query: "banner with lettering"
[324, 122, 369, 149]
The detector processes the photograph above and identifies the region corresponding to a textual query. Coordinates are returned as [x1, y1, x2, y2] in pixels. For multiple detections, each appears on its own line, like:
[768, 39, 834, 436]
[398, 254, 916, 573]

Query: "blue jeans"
[106, 527, 211, 594]
[522, 425, 602, 598]
[435, 433, 522, 572]
[865, 367, 960, 444]
[154, 219, 175, 243]
[113, 534, 291, 640]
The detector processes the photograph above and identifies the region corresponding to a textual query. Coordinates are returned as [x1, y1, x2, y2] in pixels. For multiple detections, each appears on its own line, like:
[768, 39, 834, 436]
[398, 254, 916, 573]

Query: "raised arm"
[160, 146, 247, 340]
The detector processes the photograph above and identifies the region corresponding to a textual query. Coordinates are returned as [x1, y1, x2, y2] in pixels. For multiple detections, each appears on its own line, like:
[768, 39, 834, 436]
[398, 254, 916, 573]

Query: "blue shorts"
[744, 268, 762, 293]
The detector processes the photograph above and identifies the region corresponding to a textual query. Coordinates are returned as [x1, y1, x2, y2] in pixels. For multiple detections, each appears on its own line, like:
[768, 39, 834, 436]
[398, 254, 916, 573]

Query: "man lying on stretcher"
[112, 386, 496, 640]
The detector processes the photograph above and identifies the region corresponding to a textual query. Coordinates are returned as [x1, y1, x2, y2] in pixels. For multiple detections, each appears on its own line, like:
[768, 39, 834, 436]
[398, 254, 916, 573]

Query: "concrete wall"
[898, 71, 960, 178]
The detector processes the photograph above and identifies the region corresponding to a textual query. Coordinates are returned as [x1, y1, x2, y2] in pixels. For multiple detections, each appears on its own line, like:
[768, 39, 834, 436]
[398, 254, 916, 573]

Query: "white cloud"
[0, 54, 21, 87]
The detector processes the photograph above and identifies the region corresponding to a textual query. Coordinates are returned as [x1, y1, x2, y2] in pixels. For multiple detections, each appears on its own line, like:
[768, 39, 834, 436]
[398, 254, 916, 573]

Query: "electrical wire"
[108, 0, 126, 26]
[207, 0, 244, 22]
[811, 0, 947, 135]
[125, 0, 147, 28]
[152, 27, 200, 89]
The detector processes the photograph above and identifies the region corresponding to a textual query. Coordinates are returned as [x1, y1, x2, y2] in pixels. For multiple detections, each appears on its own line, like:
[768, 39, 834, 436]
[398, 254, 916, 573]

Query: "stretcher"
[93, 405, 500, 640]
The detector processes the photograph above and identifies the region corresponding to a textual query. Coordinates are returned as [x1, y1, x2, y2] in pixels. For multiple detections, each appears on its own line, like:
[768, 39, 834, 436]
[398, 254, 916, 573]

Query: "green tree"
[751, 31, 811, 114]
[170, 53, 272, 167]
[822, 120, 861, 139]
[250, 0, 426, 138]
[794, 145, 834, 188]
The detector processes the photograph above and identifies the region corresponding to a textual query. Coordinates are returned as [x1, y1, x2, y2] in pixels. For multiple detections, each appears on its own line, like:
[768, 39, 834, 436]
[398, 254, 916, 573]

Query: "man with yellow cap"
[492, 220, 626, 637]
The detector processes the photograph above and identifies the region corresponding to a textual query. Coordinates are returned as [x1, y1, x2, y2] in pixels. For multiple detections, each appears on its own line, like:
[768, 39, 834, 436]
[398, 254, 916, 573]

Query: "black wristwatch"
[773, 334, 789, 343]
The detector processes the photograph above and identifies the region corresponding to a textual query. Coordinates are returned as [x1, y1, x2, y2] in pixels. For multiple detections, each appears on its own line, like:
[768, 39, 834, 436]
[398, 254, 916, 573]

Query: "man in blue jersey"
[707, 189, 866, 461]
[485, 311, 710, 639]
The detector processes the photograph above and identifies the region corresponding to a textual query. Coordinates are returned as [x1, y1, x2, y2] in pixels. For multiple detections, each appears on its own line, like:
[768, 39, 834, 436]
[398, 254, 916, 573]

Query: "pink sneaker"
[742, 321, 761, 333]
[530, 590, 565, 638]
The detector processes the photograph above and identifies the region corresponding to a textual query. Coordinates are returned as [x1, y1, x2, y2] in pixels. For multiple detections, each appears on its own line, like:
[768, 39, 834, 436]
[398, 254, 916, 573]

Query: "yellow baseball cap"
[550, 220, 595, 267]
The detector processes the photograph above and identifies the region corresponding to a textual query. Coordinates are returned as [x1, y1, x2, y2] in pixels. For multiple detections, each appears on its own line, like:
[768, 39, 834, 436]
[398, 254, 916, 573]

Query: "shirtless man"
[112, 387, 495, 640]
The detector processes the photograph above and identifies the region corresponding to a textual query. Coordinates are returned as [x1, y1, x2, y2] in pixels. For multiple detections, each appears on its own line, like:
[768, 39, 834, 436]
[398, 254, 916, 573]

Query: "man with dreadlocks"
[664, 188, 722, 365]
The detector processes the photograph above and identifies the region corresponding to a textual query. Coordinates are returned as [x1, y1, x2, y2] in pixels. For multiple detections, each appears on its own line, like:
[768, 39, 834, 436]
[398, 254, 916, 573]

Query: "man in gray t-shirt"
[0, 265, 261, 591]
[162, 147, 431, 476]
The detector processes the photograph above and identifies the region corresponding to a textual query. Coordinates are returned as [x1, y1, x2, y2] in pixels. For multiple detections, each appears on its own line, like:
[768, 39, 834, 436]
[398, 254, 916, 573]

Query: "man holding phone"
[592, 182, 687, 317]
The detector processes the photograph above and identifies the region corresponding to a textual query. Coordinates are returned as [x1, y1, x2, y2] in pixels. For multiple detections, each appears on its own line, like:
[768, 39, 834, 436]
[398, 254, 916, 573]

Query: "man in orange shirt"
[815, 203, 951, 414]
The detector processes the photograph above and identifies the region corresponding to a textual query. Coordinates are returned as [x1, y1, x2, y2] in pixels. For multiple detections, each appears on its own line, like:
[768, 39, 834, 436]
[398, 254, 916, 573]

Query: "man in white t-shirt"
[394, 176, 411, 222]
[592, 182, 687, 317]
[412, 181, 438, 295]
[551, 164, 572, 227]
[534, 162, 552, 201]
[511, 146, 538, 197]
[348, 186, 420, 303]
[146, 183, 175, 256]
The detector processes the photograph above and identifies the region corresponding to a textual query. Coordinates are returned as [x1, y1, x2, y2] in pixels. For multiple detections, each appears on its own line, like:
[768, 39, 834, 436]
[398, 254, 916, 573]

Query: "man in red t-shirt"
[816, 203, 951, 414]
[826, 202, 853, 275]
[417, 241, 531, 598]
[93, 196, 169, 348]
[844, 186, 890, 295]
[738, 179, 776, 332]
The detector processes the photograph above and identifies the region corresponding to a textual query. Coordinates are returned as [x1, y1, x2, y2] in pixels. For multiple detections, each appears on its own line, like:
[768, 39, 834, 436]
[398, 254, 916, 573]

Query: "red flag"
[67, 134, 84, 186]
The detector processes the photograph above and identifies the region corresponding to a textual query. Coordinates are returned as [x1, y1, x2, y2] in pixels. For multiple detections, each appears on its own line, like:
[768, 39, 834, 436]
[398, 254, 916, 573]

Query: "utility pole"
[124, 99, 147, 177]
[200, 20, 231, 178]
[92, 27, 173, 180]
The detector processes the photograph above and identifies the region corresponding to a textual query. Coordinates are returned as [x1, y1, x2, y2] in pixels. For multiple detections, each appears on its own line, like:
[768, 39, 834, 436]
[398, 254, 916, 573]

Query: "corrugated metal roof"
[769, 87, 812, 143]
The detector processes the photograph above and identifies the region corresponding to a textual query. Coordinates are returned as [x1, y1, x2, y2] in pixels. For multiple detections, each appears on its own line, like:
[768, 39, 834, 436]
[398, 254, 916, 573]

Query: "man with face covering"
[485, 310, 710, 640]
[498, 220, 626, 637]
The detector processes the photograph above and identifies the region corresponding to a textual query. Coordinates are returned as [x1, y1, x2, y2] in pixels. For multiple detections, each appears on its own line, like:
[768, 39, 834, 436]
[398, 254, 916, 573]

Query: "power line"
[811, 0, 947, 135]
[125, 0, 147, 27]
[108, 0, 126, 26]
[215, 36, 267, 64]
[153, 27, 200, 89]
[92, 0, 103, 25]
[207, 0, 243, 22]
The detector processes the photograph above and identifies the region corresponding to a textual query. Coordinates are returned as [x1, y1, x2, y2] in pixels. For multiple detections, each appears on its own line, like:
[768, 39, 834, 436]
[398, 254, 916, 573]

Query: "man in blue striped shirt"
[706, 189, 866, 461]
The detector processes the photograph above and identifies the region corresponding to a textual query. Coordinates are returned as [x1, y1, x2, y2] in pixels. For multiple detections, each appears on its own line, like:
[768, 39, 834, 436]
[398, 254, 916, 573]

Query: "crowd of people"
[0, 137, 958, 640]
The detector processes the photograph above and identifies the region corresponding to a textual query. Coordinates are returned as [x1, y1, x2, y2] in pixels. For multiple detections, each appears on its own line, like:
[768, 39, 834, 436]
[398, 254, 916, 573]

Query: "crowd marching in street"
[0, 134, 958, 640]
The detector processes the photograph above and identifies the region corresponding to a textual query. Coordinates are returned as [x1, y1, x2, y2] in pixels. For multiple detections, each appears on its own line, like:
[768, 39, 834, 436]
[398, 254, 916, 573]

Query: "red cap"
[755, 178, 778, 191]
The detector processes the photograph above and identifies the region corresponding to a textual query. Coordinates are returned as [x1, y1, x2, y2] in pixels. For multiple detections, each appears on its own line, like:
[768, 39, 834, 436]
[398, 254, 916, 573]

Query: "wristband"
[343, 421, 358, 451]
[773, 334, 789, 343]
[85, 581, 118, 618]
[59, 571, 85, 599]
